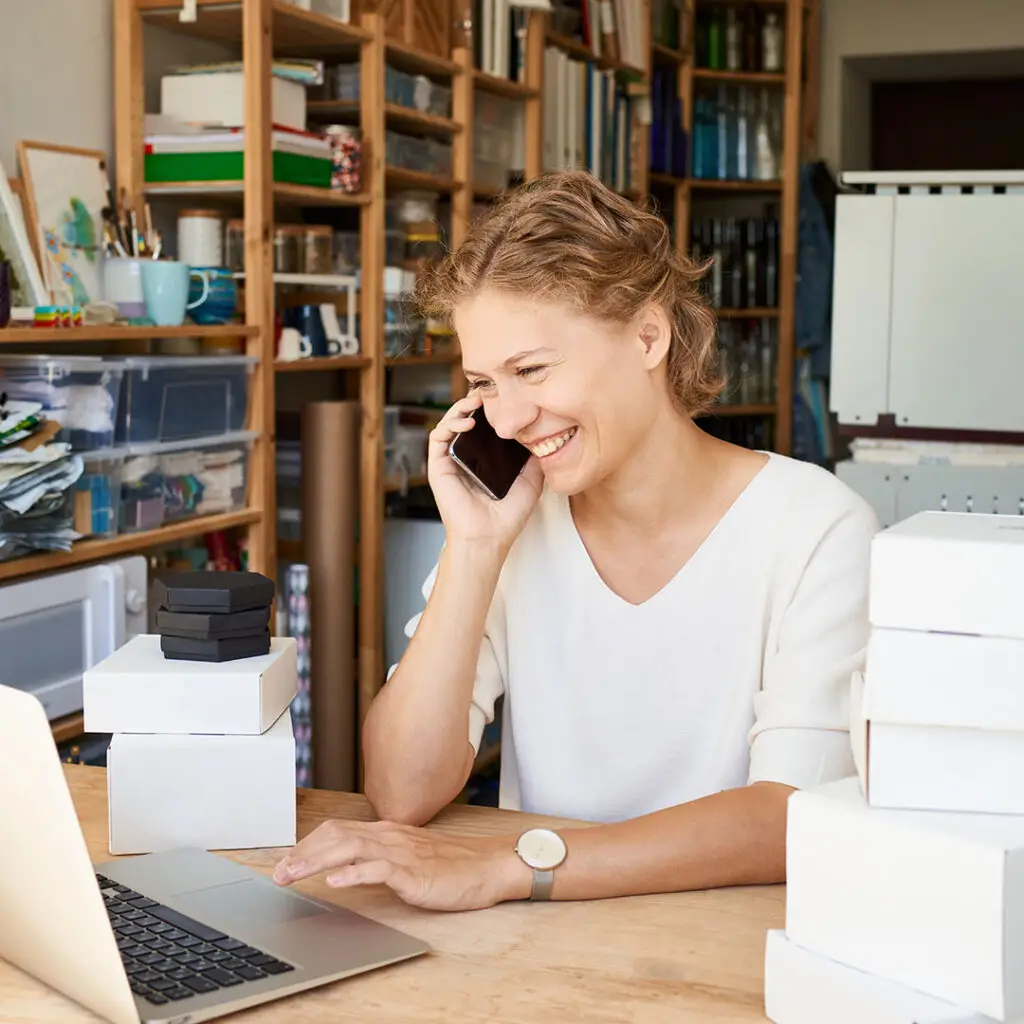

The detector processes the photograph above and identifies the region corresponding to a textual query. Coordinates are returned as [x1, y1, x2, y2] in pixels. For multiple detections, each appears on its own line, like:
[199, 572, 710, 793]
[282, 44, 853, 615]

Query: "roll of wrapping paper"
[301, 402, 359, 791]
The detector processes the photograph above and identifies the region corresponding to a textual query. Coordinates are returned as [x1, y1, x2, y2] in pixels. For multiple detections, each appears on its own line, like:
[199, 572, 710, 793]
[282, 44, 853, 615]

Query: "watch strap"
[530, 868, 555, 901]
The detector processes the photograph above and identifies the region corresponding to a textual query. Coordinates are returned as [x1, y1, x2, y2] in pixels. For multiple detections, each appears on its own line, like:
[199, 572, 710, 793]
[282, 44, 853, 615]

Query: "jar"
[302, 225, 333, 275]
[324, 124, 362, 193]
[761, 12, 784, 72]
[177, 209, 222, 267]
[273, 226, 300, 273]
[224, 219, 245, 272]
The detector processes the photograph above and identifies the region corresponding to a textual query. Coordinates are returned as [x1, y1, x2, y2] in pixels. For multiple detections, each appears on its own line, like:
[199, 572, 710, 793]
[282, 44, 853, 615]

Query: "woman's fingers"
[272, 822, 392, 884]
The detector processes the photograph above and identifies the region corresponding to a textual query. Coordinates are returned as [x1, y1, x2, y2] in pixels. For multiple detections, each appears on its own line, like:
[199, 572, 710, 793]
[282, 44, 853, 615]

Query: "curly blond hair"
[416, 170, 723, 415]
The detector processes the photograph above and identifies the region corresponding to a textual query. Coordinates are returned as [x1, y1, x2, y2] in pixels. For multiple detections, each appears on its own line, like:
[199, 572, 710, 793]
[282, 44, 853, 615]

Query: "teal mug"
[140, 261, 209, 327]
[188, 266, 239, 325]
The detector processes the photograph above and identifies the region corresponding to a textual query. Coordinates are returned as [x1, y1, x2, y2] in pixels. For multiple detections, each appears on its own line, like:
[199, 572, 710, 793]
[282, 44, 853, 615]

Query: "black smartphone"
[448, 406, 531, 500]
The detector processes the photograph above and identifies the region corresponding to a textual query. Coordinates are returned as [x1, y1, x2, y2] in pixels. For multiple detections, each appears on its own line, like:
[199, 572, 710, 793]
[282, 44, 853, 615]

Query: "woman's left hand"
[271, 819, 529, 912]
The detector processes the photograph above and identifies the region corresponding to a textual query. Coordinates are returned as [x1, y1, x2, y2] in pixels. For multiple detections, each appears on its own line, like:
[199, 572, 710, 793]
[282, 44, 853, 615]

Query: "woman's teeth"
[529, 427, 577, 458]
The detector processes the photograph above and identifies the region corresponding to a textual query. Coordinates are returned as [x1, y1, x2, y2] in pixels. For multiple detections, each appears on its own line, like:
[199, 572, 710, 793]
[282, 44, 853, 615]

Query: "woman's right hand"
[427, 392, 544, 555]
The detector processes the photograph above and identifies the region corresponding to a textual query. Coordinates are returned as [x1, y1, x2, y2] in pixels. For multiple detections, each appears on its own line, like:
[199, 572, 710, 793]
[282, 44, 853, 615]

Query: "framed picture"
[0, 166, 48, 313]
[18, 140, 111, 308]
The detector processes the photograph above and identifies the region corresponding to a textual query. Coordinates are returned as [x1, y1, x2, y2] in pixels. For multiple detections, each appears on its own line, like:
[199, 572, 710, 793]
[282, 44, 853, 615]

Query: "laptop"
[0, 683, 430, 1024]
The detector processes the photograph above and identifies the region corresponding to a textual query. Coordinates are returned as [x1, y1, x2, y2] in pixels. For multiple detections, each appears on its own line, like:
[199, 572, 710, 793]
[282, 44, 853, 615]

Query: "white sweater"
[403, 454, 880, 822]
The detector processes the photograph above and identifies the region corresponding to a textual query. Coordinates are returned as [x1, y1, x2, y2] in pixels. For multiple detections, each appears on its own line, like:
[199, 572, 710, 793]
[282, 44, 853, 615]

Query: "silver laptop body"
[0, 684, 429, 1024]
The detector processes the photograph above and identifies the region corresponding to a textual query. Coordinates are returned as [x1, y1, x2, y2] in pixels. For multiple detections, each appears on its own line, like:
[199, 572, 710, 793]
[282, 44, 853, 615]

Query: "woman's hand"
[272, 819, 529, 912]
[427, 392, 544, 555]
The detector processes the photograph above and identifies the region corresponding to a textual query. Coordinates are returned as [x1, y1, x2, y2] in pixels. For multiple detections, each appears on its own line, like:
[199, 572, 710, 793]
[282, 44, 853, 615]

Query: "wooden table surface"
[2, 765, 783, 1023]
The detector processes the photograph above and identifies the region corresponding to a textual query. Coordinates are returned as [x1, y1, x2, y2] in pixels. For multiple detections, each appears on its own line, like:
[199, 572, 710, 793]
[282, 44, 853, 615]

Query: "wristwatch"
[514, 828, 567, 901]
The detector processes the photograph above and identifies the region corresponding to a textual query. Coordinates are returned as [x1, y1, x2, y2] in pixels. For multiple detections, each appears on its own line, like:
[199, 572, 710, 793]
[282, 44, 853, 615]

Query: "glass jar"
[302, 226, 333, 275]
[273, 226, 300, 274]
[224, 219, 245, 272]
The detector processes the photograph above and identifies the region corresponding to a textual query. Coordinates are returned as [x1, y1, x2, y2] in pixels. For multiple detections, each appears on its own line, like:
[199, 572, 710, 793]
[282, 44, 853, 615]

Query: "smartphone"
[448, 406, 531, 500]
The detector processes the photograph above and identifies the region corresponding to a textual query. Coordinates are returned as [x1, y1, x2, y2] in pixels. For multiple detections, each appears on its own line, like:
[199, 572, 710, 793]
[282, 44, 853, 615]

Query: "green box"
[144, 150, 332, 189]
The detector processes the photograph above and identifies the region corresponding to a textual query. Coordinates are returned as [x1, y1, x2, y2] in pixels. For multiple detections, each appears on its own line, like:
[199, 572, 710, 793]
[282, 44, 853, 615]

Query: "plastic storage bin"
[120, 431, 254, 533]
[114, 356, 256, 445]
[74, 448, 127, 538]
[331, 63, 360, 101]
[0, 356, 124, 451]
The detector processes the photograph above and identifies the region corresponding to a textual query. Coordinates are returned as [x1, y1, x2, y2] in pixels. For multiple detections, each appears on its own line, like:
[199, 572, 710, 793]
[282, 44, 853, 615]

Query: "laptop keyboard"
[96, 873, 295, 1006]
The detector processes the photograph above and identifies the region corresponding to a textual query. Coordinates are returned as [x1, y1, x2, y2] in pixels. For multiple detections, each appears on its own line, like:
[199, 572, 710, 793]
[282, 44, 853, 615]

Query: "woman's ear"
[636, 306, 672, 369]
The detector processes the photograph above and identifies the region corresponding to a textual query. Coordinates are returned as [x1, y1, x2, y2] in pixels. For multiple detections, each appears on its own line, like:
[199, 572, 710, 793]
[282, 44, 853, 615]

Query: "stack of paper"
[766, 510, 1024, 1024]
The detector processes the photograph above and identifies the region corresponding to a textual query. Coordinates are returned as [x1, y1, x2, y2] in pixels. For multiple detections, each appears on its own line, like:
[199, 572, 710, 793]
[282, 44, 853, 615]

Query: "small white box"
[107, 708, 296, 855]
[785, 776, 1024, 1020]
[765, 930, 1012, 1024]
[853, 630, 1024, 814]
[84, 634, 297, 736]
[161, 72, 307, 132]
[869, 511, 1024, 638]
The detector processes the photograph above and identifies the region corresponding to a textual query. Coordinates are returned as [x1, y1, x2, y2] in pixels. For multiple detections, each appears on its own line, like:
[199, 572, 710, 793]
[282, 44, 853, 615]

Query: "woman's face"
[453, 289, 672, 495]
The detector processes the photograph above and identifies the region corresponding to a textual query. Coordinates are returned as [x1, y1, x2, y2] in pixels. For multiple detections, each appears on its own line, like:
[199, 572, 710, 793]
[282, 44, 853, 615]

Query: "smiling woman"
[272, 171, 880, 913]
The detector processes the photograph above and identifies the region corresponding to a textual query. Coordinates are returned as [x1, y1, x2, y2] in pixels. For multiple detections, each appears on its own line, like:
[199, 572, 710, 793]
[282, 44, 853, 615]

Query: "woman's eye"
[466, 379, 491, 391]
[517, 365, 545, 378]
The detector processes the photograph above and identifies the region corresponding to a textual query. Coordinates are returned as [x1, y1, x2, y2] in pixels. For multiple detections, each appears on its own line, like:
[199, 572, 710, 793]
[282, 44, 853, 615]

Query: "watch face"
[516, 828, 567, 871]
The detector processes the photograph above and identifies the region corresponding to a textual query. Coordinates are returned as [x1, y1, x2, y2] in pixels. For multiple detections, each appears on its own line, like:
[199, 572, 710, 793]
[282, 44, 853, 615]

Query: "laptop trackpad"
[174, 879, 329, 929]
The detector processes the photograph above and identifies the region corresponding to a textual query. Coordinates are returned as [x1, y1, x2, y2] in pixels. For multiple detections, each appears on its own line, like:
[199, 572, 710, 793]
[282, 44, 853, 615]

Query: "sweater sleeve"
[747, 498, 879, 790]
[385, 560, 506, 754]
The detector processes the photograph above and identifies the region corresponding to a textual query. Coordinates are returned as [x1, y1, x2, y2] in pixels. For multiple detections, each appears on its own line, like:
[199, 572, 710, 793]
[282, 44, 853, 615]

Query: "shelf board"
[52, 713, 86, 745]
[275, 355, 369, 372]
[652, 42, 687, 64]
[649, 171, 687, 188]
[473, 183, 508, 199]
[0, 324, 258, 343]
[715, 307, 780, 319]
[386, 351, 458, 367]
[236, 271, 357, 289]
[700, 403, 777, 418]
[385, 40, 460, 78]
[473, 70, 539, 100]
[144, 181, 370, 207]
[0, 509, 261, 584]
[385, 167, 462, 192]
[688, 178, 783, 193]
[384, 473, 429, 494]
[137, 0, 370, 53]
[306, 100, 461, 136]
[693, 68, 787, 85]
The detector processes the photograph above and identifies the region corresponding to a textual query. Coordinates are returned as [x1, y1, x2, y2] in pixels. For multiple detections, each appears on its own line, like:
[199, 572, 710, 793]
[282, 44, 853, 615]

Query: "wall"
[0, 0, 114, 174]
[819, 0, 1024, 172]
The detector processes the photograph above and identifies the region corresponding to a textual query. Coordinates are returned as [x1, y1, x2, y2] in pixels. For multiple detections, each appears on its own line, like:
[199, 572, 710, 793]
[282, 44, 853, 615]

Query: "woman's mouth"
[527, 427, 578, 459]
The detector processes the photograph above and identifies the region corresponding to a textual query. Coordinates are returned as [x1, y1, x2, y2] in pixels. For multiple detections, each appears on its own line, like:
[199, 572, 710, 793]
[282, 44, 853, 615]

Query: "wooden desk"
[2, 765, 783, 1023]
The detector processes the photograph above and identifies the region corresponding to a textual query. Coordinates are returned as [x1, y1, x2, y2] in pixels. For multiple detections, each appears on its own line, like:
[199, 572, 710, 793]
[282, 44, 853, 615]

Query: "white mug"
[278, 327, 312, 361]
[103, 258, 146, 319]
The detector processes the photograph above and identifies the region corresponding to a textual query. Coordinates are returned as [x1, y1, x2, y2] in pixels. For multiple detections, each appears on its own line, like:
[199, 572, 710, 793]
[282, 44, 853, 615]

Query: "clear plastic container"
[385, 229, 406, 266]
[413, 75, 452, 118]
[273, 226, 301, 273]
[385, 66, 416, 107]
[74, 448, 126, 538]
[120, 430, 255, 532]
[114, 356, 256, 445]
[0, 356, 124, 451]
[427, 138, 453, 176]
[386, 191, 439, 230]
[334, 230, 361, 273]
[331, 63, 360, 101]
[224, 219, 245, 272]
[302, 225, 333, 275]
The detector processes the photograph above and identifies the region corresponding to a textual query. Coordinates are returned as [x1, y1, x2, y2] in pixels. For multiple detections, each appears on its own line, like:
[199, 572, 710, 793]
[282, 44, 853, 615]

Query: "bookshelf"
[85, 0, 812, 773]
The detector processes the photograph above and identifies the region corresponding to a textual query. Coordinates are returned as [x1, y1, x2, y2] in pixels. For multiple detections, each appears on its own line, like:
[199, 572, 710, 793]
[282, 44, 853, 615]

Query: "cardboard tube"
[301, 401, 359, 791]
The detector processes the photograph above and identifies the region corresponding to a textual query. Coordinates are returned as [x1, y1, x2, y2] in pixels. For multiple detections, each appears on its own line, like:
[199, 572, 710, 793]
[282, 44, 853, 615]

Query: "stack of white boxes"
[84, 634, 299, 855]
[766, 511, 1024, 1024]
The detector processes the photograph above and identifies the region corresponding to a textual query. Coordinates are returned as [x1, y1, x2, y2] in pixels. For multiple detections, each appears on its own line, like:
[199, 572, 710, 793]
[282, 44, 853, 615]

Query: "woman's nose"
[487, 395, 538, 440]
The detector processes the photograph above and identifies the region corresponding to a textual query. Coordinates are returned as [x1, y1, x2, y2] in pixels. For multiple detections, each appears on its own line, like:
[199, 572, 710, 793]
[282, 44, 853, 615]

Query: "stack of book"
[84, 572, 298, 856]
[767, 511, 1024, 1024]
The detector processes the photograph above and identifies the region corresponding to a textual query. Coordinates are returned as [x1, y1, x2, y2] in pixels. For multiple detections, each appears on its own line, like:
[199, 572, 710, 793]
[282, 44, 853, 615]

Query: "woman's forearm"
[362, 539, 506, 824]
[494, 782, 795, 902]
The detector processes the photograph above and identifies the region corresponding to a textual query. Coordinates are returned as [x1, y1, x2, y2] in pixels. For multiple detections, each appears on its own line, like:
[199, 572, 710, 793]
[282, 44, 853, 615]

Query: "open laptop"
[0, 683, 430, 1024]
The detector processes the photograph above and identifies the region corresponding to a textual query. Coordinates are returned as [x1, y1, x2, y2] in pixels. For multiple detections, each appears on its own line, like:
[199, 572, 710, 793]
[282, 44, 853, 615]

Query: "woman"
[273, 172, 878, 910]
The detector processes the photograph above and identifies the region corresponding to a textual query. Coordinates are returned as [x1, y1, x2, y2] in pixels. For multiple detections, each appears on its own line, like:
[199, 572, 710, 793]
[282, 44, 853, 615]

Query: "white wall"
[819, 0, 1024, 172]
[0, 0, 114, 174]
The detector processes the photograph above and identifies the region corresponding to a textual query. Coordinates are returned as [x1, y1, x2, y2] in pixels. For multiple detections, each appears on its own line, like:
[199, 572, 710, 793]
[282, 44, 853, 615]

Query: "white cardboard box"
[785, 776, 1024, 1020]
[869, 511, 1024, 638]
[161, 72, 307, 132]
[765, 930, 1009, 1024]
[853, 632, 1024, 814]
[84, 634, 297, 735]
[107, 708, 296, 855]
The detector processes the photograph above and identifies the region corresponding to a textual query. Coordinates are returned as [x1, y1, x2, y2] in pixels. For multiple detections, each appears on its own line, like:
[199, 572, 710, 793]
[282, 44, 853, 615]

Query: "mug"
[103, 257, 146, 319]
[277, 327, 312, 361]
[283, 304, 339, 357]
[187, 265, 238, 325]
[141, 261, 209, 327]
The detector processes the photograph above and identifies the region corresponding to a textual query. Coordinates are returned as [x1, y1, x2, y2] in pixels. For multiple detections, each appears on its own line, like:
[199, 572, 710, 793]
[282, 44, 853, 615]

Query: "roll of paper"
[301, 402, 359, 790]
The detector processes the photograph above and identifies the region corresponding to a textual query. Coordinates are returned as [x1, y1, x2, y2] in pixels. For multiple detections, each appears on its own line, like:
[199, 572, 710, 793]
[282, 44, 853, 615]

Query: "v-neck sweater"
[404, 453, 880, 822]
